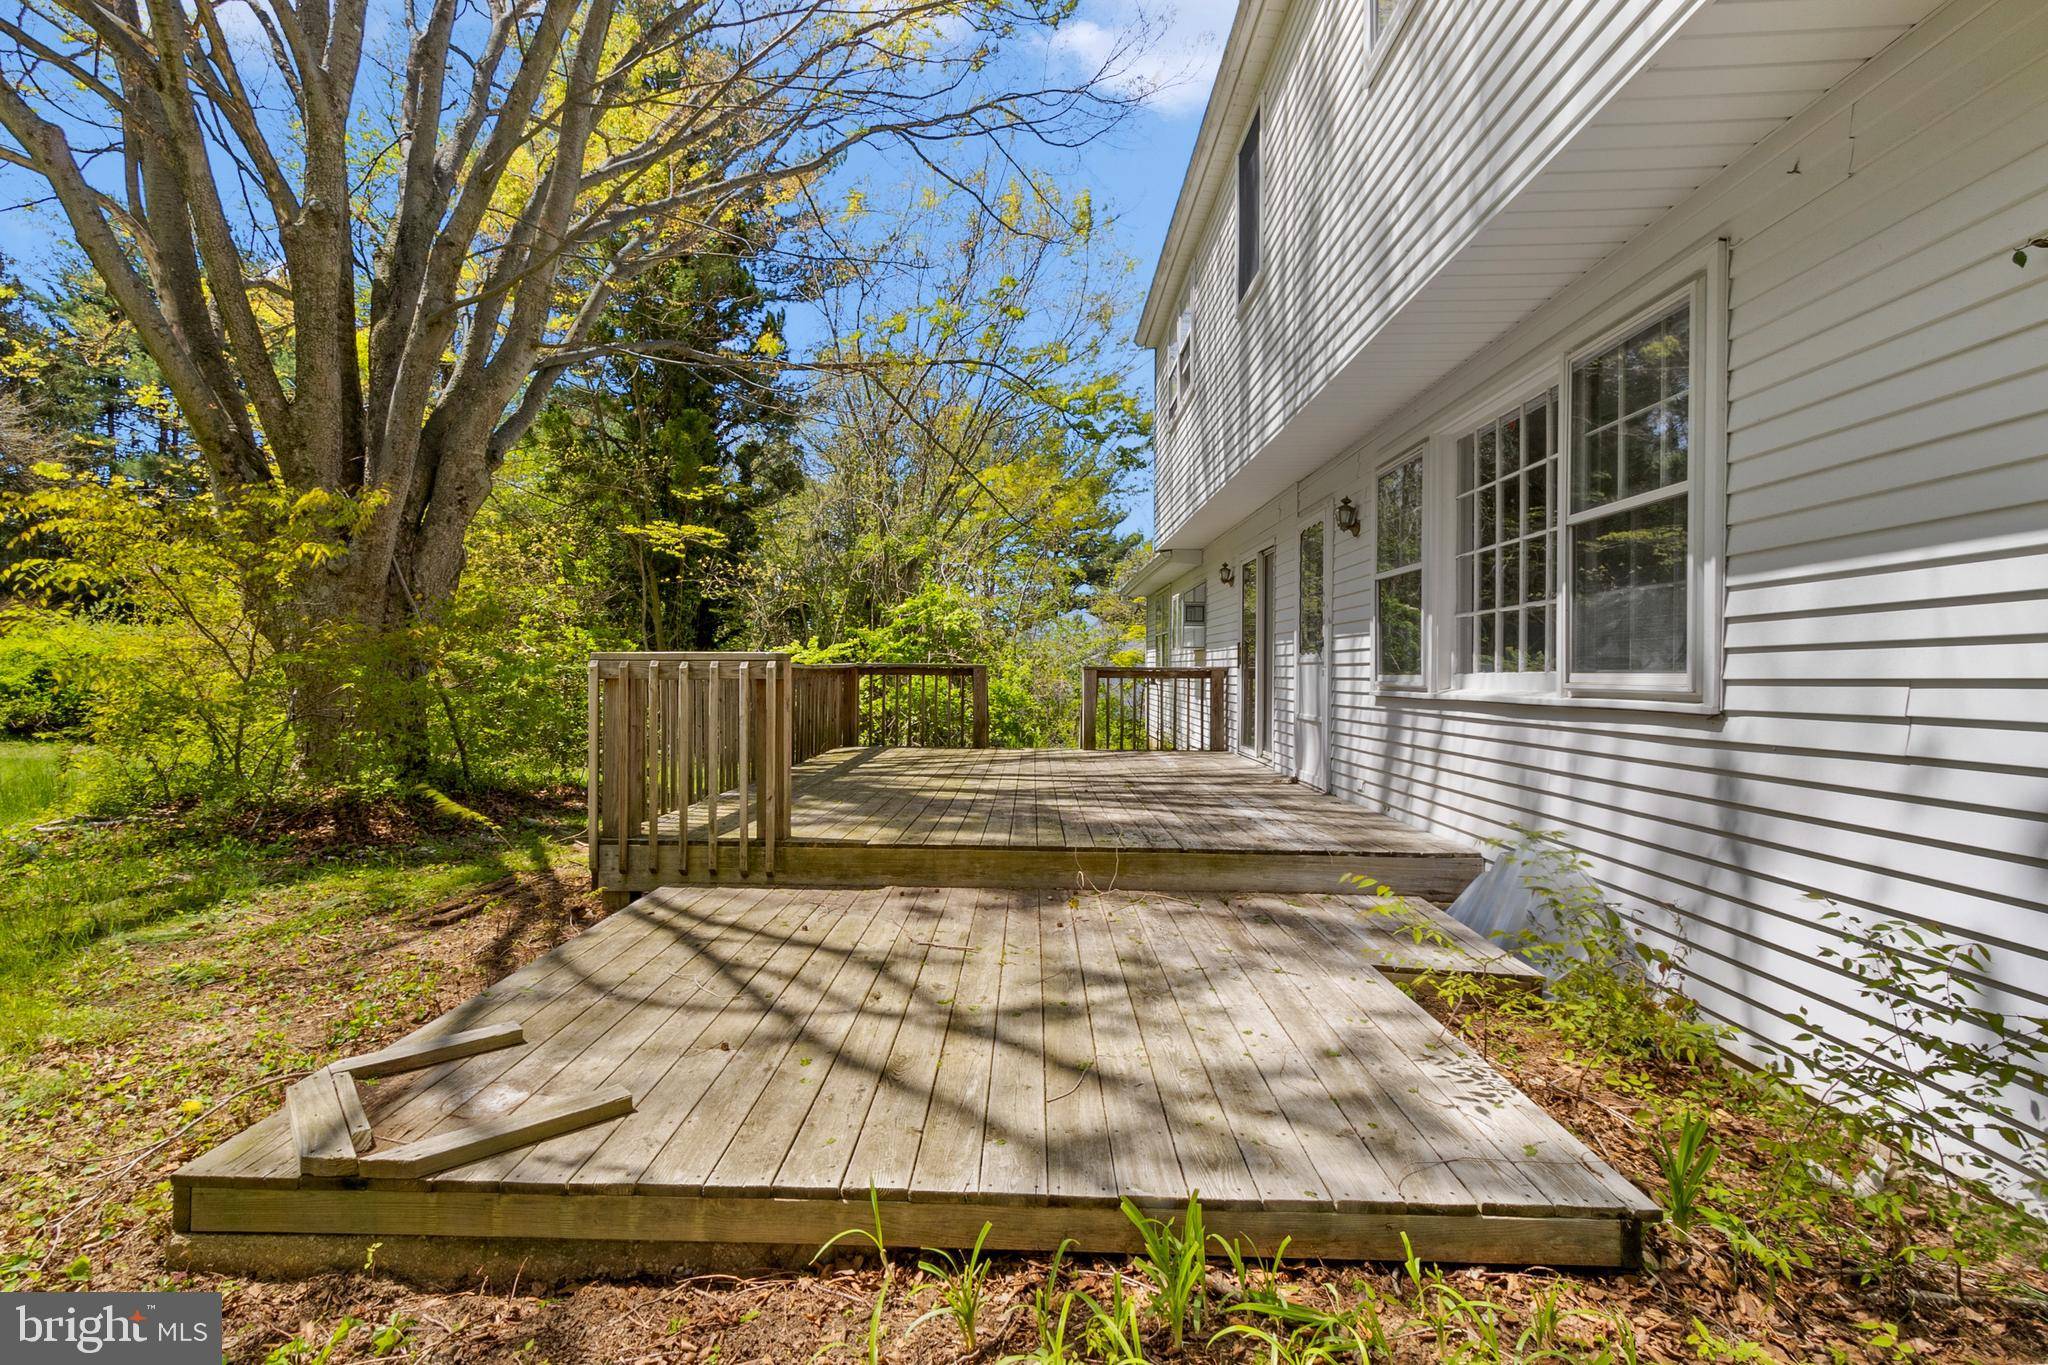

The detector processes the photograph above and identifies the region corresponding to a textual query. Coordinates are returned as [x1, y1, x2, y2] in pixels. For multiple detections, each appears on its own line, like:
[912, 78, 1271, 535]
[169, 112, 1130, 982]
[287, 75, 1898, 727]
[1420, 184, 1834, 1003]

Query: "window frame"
[1559, 287, 1701, 698]
[1370, 445, 1429, 691]
[1165, 306, 1194, 427]
[1363, 0, 1418, 90]
[1297, 507, 1330, 665]
[1440, 370, 1562, 697]
[1177, 580, 1209, 654]
[1236, 108, 1263, 303]
[1376, 242, 1727, 713]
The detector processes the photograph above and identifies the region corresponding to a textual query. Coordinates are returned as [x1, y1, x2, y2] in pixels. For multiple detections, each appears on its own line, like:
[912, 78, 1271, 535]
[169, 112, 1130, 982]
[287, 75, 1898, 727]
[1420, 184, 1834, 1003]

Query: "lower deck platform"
[177, 884, 1655, 1272]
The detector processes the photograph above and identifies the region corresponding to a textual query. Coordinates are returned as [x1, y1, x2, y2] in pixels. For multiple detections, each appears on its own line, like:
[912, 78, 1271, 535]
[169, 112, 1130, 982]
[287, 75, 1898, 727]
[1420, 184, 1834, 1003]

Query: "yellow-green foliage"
[3, 466, 601, 803]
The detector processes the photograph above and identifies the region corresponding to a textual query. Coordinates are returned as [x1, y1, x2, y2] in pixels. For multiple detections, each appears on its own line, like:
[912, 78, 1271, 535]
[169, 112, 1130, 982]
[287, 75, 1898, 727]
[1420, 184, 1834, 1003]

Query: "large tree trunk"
[270, 506, 463, 783]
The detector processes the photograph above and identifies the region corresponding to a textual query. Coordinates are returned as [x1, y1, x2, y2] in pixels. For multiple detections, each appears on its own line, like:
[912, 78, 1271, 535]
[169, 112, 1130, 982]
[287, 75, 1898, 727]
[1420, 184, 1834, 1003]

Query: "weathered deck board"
[764, 748, 1387, 852]
[607, 748, 1485, 899]
[177, 884, 1656, 1269]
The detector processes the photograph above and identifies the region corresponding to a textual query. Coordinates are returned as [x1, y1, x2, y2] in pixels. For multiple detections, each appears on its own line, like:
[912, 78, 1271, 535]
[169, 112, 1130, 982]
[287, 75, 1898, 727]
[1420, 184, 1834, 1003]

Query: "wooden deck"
[177, 883, 1655, 1272]
[600, 748, 1484, 900]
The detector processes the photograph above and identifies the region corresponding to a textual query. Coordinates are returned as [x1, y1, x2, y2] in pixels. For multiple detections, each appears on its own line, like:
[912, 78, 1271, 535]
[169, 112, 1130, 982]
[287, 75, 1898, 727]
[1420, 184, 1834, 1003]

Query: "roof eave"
[1119, 548, 1206, 598]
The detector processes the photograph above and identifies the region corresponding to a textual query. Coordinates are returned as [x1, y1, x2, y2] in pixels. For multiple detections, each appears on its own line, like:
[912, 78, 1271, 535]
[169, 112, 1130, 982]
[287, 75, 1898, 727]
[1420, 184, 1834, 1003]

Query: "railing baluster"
[677, 661, 693, 878]
[608, 666, 627, 881]
[738, 660, 752, 875]
[764, 660, 779, 873]
[646, 661, 662, 871]
[705, 662, 720, 876]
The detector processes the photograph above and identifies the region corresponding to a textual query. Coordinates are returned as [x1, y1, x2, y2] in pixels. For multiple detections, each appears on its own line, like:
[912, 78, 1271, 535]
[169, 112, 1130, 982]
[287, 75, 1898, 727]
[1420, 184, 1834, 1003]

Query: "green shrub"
[423, 519, 606, 790]
[4, 468, 605, 809]
[0, 613, 99, 737]
[0, 740, 72, 827]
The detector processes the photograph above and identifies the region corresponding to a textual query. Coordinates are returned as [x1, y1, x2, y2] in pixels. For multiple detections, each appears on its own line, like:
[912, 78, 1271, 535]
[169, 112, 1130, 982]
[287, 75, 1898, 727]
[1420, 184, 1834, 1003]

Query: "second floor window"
[1237, 111, 1261, 297]
[1166, 307, 1194, 425]
[1176, 309, 1195, 397]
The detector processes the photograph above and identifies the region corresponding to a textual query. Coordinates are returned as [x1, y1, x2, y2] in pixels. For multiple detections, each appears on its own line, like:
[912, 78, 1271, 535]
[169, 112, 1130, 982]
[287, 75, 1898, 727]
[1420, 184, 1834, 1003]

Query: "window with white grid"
[1455, 389, 1558, 681]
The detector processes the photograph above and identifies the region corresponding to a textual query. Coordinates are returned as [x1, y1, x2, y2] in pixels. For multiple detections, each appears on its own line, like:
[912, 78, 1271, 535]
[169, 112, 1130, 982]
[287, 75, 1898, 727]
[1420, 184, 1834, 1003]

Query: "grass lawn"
[0, 801, 2041, 1362]
[0, 739, 74, 828]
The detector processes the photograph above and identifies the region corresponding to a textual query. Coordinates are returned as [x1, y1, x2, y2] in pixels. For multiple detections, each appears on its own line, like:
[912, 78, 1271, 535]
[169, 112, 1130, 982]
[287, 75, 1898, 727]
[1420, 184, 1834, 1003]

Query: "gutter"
[1119, 548, 1206, 599]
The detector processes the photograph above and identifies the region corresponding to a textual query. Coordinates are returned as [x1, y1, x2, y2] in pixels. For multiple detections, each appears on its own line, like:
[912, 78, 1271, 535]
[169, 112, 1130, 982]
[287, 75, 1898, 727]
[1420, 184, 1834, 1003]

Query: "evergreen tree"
[521, 251, 801, 650]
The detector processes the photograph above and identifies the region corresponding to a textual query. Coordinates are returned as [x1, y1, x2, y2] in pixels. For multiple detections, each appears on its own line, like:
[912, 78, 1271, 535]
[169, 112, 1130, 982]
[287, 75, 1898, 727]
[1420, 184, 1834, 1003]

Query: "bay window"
[1369, 252, 1722, 708]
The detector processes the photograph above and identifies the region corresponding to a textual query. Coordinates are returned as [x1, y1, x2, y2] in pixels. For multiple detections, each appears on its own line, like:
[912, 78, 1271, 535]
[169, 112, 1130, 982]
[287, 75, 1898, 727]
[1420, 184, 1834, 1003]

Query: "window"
[1299, 521, 1326, 662]
[1165, 307, 1194, 429]
[1146, 597, 1168, 663]
[1176, 309, 1195, 399]
[1374, 451, 1424, 681]
[1456, 389, 1557, 680]
[1236, 112, 1261, 298]
[1371, 0, 1399, 39]
[1567, 300, 1691, 681]
[1366, 252, 1720, 709]
[1177, 582, 1208, 652]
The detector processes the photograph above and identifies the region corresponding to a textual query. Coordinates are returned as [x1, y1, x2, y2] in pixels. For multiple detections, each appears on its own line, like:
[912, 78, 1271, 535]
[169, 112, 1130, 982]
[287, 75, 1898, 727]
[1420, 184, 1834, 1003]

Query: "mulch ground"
[3, 820, 2043, 1363]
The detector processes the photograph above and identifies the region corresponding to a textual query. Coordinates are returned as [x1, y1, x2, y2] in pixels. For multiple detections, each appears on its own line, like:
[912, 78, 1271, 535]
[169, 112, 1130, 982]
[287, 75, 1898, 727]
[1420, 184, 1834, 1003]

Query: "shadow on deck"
[174, 885, 1654, 1280]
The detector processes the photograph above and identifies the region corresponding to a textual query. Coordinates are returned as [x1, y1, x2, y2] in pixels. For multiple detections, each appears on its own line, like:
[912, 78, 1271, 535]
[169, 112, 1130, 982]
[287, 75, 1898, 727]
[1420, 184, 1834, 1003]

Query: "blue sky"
[1041, 0, 1234, 539]
[0, 0, 1231, 539]
[1080, 104, 1210, 543]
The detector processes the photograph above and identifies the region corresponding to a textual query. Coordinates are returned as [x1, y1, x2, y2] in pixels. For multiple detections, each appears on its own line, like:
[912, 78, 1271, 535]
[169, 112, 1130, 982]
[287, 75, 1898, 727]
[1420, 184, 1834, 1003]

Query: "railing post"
[1208, 666, 1228, 751]
[1080, 667, 1098, 750]
[585, 660, 600, 883]
[779, 654, 794, 842]
[971, 666, 990, 748]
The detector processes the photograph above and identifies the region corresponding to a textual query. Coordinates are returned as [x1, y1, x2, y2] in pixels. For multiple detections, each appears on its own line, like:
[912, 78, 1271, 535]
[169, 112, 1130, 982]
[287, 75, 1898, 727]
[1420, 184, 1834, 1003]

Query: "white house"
[1128, 0, 2048, 1191]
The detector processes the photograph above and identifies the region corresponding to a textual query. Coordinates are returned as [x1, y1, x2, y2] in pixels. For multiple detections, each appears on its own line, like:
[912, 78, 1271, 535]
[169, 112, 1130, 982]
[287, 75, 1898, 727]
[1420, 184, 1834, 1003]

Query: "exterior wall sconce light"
[1336, 495, 1362, 537]
[1218, 561, 1235, 586]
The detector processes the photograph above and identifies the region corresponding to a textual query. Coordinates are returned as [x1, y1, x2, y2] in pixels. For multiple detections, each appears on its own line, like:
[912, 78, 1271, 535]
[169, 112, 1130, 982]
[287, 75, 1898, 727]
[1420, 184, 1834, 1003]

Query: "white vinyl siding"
[1173, 0, 2048, 1189]
[1145, 0, 1719, 543]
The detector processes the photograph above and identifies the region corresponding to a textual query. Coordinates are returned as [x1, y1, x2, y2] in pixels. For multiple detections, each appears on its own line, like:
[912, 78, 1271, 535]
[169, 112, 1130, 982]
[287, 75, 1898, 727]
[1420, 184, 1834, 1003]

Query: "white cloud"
[1050, 0, 1239, 118]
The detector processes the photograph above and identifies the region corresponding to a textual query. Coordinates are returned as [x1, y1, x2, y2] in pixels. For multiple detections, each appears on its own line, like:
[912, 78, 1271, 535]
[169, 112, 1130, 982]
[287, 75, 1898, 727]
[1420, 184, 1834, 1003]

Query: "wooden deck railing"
[790, 663, 989, 761]
[588, 652, 792, 885]
[1079, 666, 1229, 752]
[591, 654, 1231, 887]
